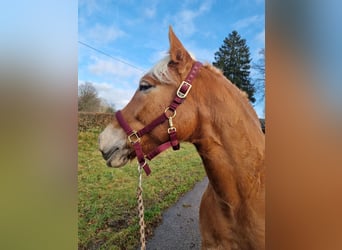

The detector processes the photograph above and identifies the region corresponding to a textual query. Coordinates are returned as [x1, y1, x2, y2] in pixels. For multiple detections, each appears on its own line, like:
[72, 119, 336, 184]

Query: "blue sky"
[78, 0, 265, 117]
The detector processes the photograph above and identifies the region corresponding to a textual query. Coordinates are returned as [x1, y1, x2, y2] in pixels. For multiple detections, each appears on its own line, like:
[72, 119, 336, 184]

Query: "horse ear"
[168, 26, 193, 72]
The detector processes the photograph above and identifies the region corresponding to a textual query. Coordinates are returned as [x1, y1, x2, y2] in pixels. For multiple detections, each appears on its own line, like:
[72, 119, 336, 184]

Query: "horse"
[98, 26, 265, 250]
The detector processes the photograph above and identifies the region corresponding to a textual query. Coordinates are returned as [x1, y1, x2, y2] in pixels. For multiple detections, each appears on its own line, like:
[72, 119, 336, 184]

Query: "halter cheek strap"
[115, 61, 202, 175]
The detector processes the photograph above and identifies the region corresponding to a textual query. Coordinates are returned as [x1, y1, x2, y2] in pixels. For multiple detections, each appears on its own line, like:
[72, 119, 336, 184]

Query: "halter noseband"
[115, 61, 202, 175]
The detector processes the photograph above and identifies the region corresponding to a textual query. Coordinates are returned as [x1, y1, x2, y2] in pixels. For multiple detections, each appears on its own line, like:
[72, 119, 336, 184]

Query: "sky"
[78, 0, 265, 117]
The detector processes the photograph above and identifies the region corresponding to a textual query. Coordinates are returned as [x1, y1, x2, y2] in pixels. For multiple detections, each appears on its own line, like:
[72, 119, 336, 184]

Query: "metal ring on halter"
[164, 107, 177, 119]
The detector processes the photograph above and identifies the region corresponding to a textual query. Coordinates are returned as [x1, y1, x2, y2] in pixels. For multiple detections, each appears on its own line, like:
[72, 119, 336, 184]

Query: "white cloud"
[149, 50, 169, 64]
[232, 15, 264, 30]
[144, 6, 156, 18]
[84, 56, 146, 108]
[78, 80, 137, 109]
[198, 0, 214, 12]
[148, 44, 215, 65]
[250, 29, 265, 62]
[173, 0, 214, 37]
[92, 82, 136, 109]
[187, 46, 215, 63]
[79, 0, 101, 17]
[87, 24, 126, 44]
[173, 10, 197, 36]
[255, 29, 265, 44]
[88, 56, 144, 79]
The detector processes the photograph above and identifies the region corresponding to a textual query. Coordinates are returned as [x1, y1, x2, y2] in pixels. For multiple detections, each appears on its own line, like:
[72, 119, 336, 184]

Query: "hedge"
[78, 112, 266, 134]
[78, 112, 114, 131]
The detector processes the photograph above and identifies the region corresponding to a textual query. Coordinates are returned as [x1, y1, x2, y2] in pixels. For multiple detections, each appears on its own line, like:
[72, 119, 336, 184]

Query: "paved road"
[143, 177, 209, 250]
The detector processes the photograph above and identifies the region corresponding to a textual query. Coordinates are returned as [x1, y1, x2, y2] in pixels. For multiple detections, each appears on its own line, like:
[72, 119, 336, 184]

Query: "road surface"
[143, 177, 209, 250]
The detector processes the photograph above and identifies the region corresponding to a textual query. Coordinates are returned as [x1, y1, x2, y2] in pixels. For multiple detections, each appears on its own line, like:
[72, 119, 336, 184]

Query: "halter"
[115, 61, 202, 176]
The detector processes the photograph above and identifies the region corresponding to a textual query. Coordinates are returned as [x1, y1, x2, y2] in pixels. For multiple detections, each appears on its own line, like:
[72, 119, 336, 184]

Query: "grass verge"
[78, 129, 206, 249]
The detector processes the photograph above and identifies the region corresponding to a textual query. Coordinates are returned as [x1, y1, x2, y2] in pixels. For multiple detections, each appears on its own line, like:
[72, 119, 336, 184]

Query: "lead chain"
[137, 163, 146, 250]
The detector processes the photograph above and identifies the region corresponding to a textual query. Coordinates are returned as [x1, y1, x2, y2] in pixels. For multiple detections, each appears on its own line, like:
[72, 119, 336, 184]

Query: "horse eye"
[139, 84, 153, 91]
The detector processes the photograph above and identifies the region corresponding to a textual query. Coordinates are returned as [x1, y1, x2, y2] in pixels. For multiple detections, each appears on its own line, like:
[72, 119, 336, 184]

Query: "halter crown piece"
[115, 61, 202, 175]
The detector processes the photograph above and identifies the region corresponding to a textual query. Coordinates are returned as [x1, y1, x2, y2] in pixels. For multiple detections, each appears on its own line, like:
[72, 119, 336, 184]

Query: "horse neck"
[190, 66, 265, 211]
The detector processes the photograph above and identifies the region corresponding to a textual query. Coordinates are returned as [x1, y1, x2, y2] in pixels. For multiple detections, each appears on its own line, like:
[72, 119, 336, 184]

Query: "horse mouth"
[101, 146, 118, 161]
[102, 146, 132, 168]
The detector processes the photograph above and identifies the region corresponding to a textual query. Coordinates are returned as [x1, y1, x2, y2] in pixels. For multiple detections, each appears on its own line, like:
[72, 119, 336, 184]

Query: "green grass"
[78, 129, 206, 249]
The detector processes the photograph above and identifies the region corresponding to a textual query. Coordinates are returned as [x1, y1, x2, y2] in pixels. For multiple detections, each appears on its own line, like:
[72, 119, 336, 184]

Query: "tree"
[253, 48, 265, 100]
[78, 82, 101, 112]
[99, 99, 116, 113]
[213, 30, 256, 103]
[253, 48, 265, 117]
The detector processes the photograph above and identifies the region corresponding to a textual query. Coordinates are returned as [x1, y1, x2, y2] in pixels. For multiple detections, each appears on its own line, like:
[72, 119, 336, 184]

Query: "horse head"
[98, 27, 200, 168]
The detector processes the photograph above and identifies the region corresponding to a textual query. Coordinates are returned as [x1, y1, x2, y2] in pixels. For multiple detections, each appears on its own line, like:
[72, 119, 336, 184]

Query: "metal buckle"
[128, 131, 140, 144]
[167, 127, 177, 134]
[177, 81, 192, 98]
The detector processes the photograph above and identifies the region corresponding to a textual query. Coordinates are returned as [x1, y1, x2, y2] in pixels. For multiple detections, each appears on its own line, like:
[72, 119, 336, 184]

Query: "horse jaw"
[98, 124, 131, 168]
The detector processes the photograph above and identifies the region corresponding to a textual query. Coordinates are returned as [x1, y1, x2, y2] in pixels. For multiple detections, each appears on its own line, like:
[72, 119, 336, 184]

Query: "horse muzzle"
[98, 124, 131, 168]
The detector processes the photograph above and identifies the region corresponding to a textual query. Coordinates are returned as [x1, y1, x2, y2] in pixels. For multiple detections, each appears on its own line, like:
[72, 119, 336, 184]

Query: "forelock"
[148, 55, 175, 84]
[147, 52, 196, 85]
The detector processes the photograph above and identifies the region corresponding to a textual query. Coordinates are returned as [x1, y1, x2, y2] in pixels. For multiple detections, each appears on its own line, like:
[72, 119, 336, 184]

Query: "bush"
[78, 112, 113, 132]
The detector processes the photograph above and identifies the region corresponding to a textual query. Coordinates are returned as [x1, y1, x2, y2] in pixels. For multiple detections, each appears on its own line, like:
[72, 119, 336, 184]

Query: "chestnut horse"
[98, 27, 265, 250]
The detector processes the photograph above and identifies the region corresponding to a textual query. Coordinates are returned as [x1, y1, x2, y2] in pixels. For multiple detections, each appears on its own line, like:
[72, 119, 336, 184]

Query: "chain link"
[137, 163, 146, 250]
